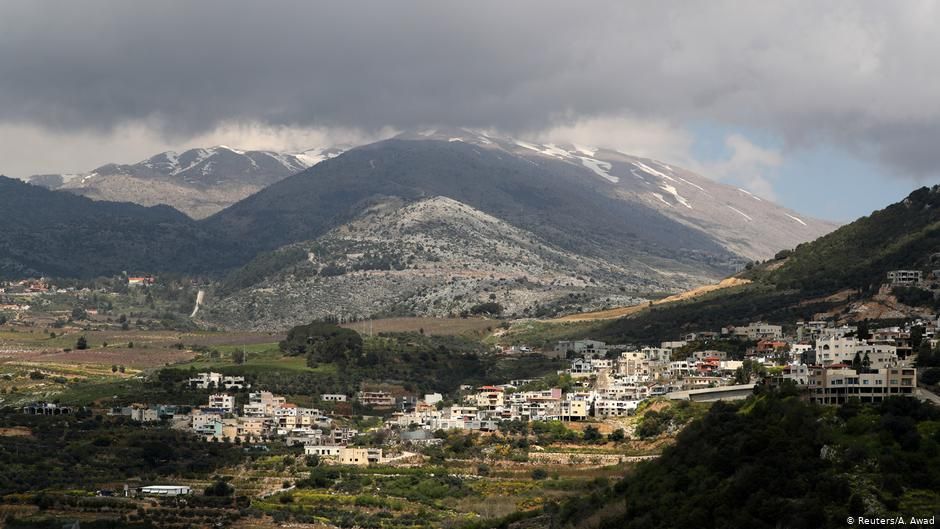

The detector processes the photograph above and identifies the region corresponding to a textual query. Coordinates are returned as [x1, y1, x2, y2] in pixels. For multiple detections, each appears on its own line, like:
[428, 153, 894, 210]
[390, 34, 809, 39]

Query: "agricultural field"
[340, 316, 498, 337]
[0, 323, 287, 408]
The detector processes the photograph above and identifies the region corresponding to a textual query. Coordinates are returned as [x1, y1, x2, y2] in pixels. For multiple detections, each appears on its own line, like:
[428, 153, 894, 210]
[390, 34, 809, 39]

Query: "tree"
[911, 325, 925, 350]
[76, 336, 88, 350]
[111, 365, 118, 373]
[608, 428, 626, 443]
[232, 349, 246, 365]
[531, 468, 549, 480]
[204, 480, 234, 497]
[583, 425, 602, 443]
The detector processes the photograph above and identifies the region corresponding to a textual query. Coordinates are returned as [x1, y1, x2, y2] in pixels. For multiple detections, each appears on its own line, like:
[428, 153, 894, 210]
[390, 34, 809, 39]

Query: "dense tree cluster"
[555, 393, 940, 529]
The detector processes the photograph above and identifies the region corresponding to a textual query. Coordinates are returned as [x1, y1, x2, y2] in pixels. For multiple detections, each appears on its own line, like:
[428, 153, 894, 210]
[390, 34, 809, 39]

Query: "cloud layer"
[1, 1, 939, 179]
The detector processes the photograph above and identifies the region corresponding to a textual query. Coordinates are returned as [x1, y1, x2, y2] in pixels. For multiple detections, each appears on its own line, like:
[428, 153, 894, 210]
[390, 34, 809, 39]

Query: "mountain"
[205, 130, 835, 265]
[204, 196, 652, 330]
[589, 185, 940, 342]
[0, 176, 240, 278]
[27, 145, 346, 218]
[199, 129, 834, 328]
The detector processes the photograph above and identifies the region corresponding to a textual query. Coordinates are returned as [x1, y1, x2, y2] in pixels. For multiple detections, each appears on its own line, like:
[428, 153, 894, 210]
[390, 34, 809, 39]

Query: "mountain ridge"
[26, 145, 346, 218]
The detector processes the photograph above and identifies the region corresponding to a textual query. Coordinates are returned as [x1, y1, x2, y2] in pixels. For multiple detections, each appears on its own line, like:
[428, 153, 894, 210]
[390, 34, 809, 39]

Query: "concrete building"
[594, 399, 640, 417]
[243, 392, 286, 416]
[808, 366, 917, 404]
[207, 394, 235, 413]
[887, 270, 923, 286]
[140, 485, 191, 497]
[304, 445, 343, 457]
[358, 391, 395, 408]
[815, 336, 898, 369]
[188, 372, 249, 390]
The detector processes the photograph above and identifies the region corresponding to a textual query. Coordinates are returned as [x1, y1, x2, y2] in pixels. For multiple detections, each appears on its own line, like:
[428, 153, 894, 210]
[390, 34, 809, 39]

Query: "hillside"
[28, 145, 345, 218]
[204, 130, 832, 283]
[554, 393, 940, 529]
[203, 196, 656, 330]
[0, 176, 240, 278]
[589, 186, 940, 342]
[1, 132, 834, 310]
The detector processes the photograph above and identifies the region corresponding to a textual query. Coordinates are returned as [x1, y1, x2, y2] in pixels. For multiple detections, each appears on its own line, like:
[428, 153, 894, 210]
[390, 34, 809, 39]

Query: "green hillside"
[555, 393, 940, 529]
[0, 176, 243, 278]
[592, 186, 940, 343]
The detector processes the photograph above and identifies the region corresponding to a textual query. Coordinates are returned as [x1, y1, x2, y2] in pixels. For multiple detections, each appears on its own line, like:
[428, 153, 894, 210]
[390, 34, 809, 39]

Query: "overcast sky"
[1, 1, 938, 221]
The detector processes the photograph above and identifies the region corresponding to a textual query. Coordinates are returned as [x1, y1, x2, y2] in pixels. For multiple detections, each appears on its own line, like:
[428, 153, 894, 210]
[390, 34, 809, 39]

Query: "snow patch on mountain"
[786, 213, 808, 226]
[660, 183, 692, 209]
[726, 205, 753, 221]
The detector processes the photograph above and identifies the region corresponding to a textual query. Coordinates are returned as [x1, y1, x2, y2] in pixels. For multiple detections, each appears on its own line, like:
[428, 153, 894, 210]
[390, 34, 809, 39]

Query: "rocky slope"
[397, 129, 837, 261]
[199, 130, 836, 329]
[203, 196, 651, 330]
[27, 145, 345, 218]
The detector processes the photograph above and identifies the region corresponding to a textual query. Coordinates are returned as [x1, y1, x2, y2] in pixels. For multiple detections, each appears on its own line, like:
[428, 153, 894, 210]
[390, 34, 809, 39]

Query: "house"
[321, 393, 347, 402]
[887, 270, 922, 286]
[815, 336, 898, 369]
[188, 372, 249, 390]
[558, 399, 588, 421]
[22, 402, 72, 415]
[555, 339, 609, 358]
[243, 391, 286, 416]
[594, 399, 640, 417]
[358, 391, 395, 408]
[618, 351, 651, 377]
[473, 386, 504, 410]
[331, 427, 360, 445]
[569, 358, 594, 375]
[338, 447, 383, 466]
[304, 445, 343, 457]
[807, 365, 916, 404]
[743, 322, 783, 341]
[127, 276, 156, 286]
[207, 394, 235, 413]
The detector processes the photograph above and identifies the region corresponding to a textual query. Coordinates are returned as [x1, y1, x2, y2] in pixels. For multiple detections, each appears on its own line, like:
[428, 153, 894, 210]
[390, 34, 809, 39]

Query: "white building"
[243, 391, 286, 416]
[815, 336, 898, 369]
[304, 445, 343, 457]
[188, 372, 249, 390]
[594, 399, 640, 417]
[207, 394, 235, 413]
[887, 270, 922, 286]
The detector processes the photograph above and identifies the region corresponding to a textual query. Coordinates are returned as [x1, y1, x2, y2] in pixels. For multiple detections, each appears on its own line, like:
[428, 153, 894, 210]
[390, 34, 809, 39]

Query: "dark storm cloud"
[1, 1, 939, 177]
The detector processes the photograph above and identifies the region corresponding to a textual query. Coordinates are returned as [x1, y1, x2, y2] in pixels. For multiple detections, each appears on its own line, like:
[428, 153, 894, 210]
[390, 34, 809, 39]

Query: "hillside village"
[13, 290, 931, 473]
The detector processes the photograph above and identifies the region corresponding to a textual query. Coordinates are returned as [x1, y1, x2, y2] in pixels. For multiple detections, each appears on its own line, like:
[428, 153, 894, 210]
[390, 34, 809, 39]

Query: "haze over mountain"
[27, 145, 346, 218]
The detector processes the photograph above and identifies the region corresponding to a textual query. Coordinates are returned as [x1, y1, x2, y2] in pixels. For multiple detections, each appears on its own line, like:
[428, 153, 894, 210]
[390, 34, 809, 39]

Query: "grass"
[341, 316, 497, 337]
[487, 319, 601, 348]
[172, 349, 336, 374]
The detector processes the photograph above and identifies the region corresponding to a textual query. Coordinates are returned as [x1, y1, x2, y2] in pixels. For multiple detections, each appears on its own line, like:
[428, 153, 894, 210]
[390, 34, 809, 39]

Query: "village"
[2, 269, 936, 490]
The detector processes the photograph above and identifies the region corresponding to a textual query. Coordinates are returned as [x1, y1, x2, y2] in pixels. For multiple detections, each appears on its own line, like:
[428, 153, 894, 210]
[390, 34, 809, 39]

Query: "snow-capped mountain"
[26, 145, 347, 218]
[393, 128, 837, 261]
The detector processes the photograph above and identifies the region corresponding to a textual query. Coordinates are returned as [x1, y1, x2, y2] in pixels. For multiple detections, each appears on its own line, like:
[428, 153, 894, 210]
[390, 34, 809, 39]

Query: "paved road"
[915, 387, 940, 406]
